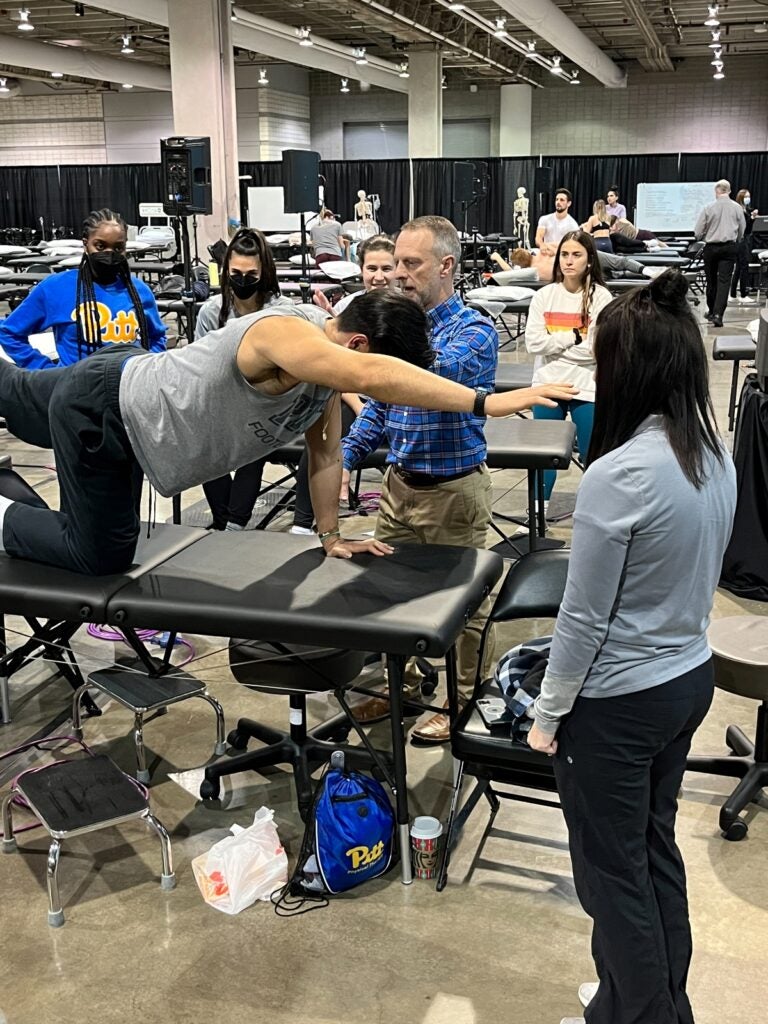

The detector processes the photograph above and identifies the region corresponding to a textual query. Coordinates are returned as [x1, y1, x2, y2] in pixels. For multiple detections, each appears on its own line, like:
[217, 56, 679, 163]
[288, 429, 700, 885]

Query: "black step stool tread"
[14, 755, 147, 837]
[87, 666, 205, 712]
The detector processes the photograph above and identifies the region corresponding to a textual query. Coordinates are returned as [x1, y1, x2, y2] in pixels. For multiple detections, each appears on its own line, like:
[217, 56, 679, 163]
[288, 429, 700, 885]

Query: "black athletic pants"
[730, 237, 751, 298]
[703, 241, 737, 318]
[203, 458, 267, 529]
[0, 348, 143, 575]
[552, 660, 714, 1024]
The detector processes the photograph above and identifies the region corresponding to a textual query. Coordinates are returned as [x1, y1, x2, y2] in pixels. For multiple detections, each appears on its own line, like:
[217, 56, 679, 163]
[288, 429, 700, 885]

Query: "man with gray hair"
[342, 214, 498, 744]
[694, 179, 745, 327]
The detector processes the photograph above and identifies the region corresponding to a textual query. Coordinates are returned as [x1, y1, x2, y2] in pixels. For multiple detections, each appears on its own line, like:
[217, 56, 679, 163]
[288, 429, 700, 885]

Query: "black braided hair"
[75, 208, 151, 359]
[218, 227, 279, 328]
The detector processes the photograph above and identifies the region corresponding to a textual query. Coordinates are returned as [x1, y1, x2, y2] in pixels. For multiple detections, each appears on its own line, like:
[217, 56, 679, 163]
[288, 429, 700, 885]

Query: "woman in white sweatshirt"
[524, 229, 613, 503]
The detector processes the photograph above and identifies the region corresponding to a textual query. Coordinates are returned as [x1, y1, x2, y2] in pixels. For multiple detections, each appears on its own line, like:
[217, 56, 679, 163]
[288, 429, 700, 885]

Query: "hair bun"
[649, 268, 688, 308]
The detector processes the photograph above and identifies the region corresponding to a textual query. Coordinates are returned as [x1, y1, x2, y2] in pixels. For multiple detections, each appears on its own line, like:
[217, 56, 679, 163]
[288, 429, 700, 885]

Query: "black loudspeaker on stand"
[282, 149, 321, 303]
[534, 165, 554, 195]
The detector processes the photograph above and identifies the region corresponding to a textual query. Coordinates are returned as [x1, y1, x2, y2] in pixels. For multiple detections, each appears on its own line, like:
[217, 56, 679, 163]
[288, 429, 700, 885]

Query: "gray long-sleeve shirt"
[534, 416, 736, 735]
[694, 195, 745, 244]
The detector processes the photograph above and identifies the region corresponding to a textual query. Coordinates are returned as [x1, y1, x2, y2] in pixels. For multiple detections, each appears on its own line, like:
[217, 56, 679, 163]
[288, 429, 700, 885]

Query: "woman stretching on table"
[524, 230, 613, 508]
[527, 270, 736, 1024]
[0, 289, 576, 576]
[0, 208, 166, 369]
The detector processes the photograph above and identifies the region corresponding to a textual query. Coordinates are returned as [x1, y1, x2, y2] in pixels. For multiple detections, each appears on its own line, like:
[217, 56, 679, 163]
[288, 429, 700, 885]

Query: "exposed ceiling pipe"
[81, 0, 408, 92]
[622, 0, 674, 72]
[351, 0, 540, 86]
[0, 35, 171, 89]
[494, 0, 627, 87]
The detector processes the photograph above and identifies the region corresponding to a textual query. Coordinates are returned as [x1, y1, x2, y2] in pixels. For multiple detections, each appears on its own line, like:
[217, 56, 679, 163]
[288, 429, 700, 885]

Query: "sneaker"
[511, 500, 549, 537]
[560, 1019, 586, 1024]
[740, 296, 756, 305]
[289, 525, 314, 536]
[704, 311, 715, 321]
[578, 982, 599, 1008]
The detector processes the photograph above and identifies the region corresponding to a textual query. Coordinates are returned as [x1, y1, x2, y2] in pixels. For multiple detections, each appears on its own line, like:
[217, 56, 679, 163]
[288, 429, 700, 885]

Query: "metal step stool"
[2, 754, 175, 926]
[73, 665, 226, 783]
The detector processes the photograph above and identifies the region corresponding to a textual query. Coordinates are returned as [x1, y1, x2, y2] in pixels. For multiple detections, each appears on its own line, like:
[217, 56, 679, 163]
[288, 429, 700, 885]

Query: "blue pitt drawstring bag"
[273, 755, 395, 916]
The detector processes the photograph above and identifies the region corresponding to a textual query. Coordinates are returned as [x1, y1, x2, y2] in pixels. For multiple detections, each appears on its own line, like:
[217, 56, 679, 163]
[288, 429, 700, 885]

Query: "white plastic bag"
[192, 807, 288, 915]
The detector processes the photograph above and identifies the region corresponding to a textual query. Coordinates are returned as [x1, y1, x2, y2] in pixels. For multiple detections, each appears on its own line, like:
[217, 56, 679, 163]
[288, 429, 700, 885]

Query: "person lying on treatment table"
[0, 289, 576, 576]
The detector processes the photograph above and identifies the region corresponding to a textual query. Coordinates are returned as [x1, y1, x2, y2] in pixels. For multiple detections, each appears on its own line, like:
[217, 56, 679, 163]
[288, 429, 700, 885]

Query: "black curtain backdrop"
[0, 152, 766, 237]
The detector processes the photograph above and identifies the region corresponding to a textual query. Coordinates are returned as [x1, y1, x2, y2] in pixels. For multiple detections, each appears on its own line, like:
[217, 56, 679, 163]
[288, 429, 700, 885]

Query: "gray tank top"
[118, 305, 334, 497]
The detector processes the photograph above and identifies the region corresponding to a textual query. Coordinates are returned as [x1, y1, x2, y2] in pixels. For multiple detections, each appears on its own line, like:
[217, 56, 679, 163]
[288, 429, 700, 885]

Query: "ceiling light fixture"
[494, 17, 507, 38]
[122, 83, 134, 89]
[704, 6, 719, 28]
[0, 78, 9, 93]
[570, 71, 580, 85]
[550, 55, 563, 74]
[442, 74, 447, 89]
[230, 2, 237, 21]
[708, 30, 721, 47]
[713, 70, 725, 79]
[755, 23, 768, 34]
[398, 61, 409, 78]
[527, 41, 536, 52]
[297, 26, 313, 46]
[448, 2, 464, 10]
[258, 68, 269, 85]
[17, 8, 34, 31]
[340, 77, 349, 92]
[74, 3, 84, 15]
[120, 34, 134, 54]
[51, 71, 63, 78]
[354, 47, 368, 65]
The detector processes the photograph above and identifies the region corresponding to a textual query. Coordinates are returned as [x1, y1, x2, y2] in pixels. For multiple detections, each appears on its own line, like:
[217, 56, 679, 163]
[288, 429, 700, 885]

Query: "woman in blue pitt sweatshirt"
[0, 208, 166, 369]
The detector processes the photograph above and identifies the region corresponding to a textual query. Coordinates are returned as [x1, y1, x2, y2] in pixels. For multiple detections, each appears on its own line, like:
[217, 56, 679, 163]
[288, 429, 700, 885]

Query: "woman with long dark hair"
[524, 229, 613, 507]
[0, 208, 166, 368]
[195, 227, 294, 530]
[527, 271, 737, 1024]
[729, 187, 759, 305]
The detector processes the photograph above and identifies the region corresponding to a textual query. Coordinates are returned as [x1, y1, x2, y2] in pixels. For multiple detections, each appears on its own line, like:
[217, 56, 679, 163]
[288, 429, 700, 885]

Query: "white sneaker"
[740, 296, 756, 305]
[578, 982, 599, 1008]
[289, 525, 314, 536]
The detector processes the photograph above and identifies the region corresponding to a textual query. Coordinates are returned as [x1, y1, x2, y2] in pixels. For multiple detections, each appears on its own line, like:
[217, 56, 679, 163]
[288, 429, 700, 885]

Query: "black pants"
[703, 241, 737, 317]
[730, 238, 751, 298]
[0, 349, 143, 575]
[203, 458, 267, 529]
[553, 660, 714, 1024]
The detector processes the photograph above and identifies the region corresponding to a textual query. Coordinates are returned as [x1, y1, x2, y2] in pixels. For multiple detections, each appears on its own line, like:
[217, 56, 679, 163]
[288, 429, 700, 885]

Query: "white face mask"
[744, 196, 751, 206]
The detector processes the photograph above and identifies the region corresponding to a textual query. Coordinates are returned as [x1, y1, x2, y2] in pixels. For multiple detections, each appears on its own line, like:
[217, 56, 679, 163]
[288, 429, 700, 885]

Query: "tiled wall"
[0, 93, 106, 164]
[530, 70, 768, 155]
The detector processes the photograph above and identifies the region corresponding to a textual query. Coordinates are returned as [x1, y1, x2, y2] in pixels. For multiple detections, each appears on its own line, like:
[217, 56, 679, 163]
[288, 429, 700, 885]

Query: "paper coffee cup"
[410, 816, 443, 880]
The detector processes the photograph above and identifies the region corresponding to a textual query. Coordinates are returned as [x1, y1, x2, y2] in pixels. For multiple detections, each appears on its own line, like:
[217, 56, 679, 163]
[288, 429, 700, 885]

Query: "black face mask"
[230, 275, 260, 301]
[88, 250, 127, 284]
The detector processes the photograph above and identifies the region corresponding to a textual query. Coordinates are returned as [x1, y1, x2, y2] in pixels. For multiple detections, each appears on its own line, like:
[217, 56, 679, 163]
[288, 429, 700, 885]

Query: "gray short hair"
[715, 179, 731, 194]
[399, 215, 462, 267]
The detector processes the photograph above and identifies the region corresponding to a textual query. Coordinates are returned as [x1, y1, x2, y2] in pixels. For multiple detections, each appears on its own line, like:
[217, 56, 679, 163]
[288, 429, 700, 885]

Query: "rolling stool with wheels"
[1, 754, 174, 926]
[686, 615, 768, 841]
[201, 641, 393, 817]
[73, 664, 226, 784]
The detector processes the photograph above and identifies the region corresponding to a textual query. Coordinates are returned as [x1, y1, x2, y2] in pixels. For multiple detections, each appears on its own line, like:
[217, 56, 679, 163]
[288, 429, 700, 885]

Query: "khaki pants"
[374, 464, 496, 700]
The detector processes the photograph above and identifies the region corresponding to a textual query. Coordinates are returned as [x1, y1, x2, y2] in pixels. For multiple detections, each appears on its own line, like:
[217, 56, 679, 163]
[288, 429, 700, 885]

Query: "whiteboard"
[635, 182, 716, 233]
[247, 187, 316, 232]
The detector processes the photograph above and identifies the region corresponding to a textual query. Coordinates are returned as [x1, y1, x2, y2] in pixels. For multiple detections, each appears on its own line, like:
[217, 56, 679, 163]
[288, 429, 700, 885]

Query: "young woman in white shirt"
[524, 230, 613, 503]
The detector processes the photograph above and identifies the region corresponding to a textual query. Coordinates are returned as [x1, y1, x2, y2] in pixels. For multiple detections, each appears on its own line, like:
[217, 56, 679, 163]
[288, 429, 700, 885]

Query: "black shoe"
[704, 311, 715, 322]
[711, 316, 723, 328]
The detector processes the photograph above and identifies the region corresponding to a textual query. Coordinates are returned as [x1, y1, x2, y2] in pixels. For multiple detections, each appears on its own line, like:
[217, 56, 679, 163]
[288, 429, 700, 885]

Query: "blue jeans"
[533, 398, 593, 500]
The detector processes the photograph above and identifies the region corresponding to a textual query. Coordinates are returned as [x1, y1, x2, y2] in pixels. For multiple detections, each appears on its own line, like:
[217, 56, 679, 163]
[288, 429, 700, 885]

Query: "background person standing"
[694, 179, 744, 328]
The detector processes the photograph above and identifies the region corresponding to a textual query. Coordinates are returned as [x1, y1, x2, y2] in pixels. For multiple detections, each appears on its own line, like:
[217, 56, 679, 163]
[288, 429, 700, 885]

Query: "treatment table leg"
[386, 654, 412, 884]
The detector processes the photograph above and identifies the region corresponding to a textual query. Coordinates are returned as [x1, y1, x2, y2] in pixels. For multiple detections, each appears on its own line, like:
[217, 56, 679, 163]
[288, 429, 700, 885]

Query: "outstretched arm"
[237, 316, 577, 418]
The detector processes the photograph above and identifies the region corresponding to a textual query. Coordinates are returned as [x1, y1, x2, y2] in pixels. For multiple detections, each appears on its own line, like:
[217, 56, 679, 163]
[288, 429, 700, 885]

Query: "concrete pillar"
[167, 0, 240, 248]
[499, 84, 532, 156]
[408, 49, 442, 158]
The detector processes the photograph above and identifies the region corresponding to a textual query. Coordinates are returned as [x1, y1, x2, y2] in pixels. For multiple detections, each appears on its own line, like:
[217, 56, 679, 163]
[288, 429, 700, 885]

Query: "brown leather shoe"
[409, 698, 466, 746]
[351, 693, 420, 725]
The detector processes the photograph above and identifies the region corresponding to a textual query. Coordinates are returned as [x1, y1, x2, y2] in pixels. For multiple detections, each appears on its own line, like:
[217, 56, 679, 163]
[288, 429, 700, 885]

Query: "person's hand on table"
[527, 722, 558, 755]
[324, 536, 394, 560]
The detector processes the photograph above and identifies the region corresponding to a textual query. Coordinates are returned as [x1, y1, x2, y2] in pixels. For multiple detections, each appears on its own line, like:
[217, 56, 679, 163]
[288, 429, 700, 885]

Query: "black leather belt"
[392, 465, 482, 488]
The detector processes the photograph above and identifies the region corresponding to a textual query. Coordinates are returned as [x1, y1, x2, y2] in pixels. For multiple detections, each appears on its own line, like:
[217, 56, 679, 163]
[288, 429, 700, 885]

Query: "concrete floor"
[0, 295, 766, 1024]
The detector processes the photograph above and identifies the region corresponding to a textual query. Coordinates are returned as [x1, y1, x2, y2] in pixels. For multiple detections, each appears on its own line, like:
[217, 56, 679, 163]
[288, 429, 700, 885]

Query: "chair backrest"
[490, 549, 570, 623]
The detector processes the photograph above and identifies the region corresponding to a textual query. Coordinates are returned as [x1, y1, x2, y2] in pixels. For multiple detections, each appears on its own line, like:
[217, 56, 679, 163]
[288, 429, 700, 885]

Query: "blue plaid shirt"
[342, 292, 498, 475]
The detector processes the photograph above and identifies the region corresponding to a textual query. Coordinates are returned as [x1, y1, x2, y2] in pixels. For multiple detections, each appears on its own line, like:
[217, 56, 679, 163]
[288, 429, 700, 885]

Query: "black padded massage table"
[0, 526, 502, 884]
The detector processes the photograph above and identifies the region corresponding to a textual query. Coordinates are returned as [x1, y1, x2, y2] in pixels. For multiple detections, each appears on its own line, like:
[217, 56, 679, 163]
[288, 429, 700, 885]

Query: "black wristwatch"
[473, 388, 489, 417]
